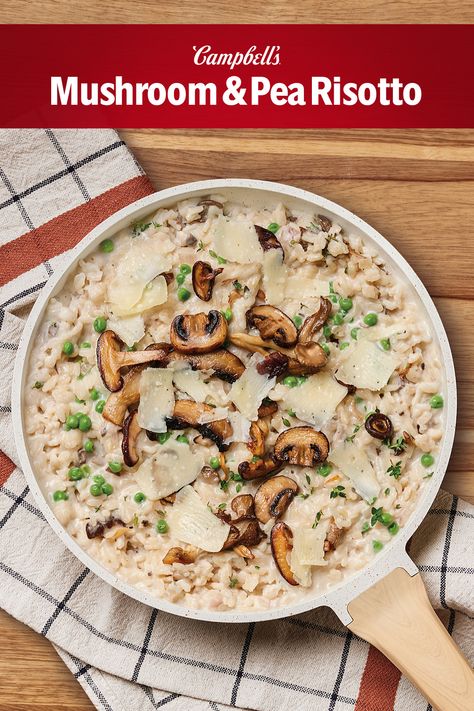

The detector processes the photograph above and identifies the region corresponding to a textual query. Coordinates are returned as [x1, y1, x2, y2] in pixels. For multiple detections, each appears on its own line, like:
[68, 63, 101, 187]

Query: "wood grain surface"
[1, 3, 474, 709]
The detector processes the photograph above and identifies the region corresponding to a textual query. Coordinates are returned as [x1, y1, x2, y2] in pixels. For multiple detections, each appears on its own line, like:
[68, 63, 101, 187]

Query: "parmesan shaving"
[134, 441, 205, 501]
[272, 372, 347, 427]
[172, 366, 211, 403]
[262, 249, 287, 305]
[213, 215, 263, 264]
[330, 442, 380, 501]
[167, 485, 230, 552]
[107, 314, 145, 348]
[137, 368, 174, 433]
[229, 353, 276, 421]
[289, 551, 312, 587]
[292, 524, 329, 567]
[108, 237, 171, 310]
[335, 339, 398, 391]
[110, 275, 168, 317]
[196, 407, 229, 424]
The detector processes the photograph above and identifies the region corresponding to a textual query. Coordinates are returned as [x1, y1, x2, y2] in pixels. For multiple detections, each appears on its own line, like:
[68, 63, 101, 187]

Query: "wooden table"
[1, 4, 474, 708]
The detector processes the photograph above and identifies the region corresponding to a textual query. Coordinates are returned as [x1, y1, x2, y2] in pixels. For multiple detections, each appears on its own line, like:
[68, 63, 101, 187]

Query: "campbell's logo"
[193, 44, 280, 70]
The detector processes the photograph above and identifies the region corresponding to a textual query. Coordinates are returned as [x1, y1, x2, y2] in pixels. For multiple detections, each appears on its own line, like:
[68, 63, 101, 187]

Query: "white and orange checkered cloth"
[0, 129, 472, 711]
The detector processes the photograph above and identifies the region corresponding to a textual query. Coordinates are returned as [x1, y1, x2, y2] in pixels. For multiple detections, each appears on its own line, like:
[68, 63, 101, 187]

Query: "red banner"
[1, 24, 473, 128]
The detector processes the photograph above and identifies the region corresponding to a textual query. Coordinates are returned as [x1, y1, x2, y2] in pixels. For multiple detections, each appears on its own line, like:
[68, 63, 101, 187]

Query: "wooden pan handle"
[347, 568, 473, 711]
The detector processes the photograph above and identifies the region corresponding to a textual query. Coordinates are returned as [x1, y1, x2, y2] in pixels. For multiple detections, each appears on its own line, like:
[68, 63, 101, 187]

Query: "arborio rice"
[25, 194, 444, 612]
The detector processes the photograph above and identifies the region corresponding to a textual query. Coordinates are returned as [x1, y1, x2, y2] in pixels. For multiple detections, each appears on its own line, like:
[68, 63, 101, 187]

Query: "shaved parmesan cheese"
[134, 441, 205, 500]
[292, 524, 329, 567]
[167, 485, 230, 552]
[273, 372, 347, 427]
[330, 442, 380, 502]
[137, 368, 174, 433]
[284, 276, 330, 301]
[225, 411, 251, 444]
[289, 551, 312, 587]
[107, 314, 145, 348]
[111, 276, 168, 317]
[197, 407, 229, 424]
[213, 215, 263, 264]
[262, 249, 287, 305]
[335, 339, 398, 391]
[172, 366, 210, 403]
[108, 237, 172, 310]
[229, 353, 276, 421]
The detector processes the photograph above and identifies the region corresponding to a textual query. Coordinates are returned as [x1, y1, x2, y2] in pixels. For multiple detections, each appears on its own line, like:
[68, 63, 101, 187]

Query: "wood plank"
[1, 0, 473, 23]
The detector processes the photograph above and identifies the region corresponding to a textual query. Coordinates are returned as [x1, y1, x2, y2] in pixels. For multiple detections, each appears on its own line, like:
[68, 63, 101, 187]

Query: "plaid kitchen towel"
[0, 129, 472, 711]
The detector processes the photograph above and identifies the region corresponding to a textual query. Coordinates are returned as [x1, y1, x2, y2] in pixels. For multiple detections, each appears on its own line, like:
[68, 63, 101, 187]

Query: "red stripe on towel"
[355, 645, 401, 711]
[0, 175, 153, 286]
[0, 451, 15, 486]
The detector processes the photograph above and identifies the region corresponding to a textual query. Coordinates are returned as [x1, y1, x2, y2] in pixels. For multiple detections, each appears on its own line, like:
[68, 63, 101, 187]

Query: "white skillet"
[12, 180, 473, 710]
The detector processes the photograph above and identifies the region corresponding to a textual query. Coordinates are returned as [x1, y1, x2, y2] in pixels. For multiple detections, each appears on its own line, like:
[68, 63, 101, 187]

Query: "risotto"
[25, 194, 444, 611]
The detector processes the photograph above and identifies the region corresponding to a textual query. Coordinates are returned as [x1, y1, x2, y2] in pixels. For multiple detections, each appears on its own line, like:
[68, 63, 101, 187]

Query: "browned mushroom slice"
[365, 412, 394, 441]
[316, 214, 332, 232]
[160, 271, 174, 285]
[121, 410, 141, 467]
[231, 494, 255, 520]
[258, 398, 279, 418]
[247, 305, 298, 348]
[255, 224, 284, 253]
[234, 544, 254, 560]
[162, 546, 199, 564]
[85, 516, 125, 539]
[248, 422, 265, 457]
[271, 522, 298, 586]
[256, 351, 289, 377]
[164, 348, 244, 383]
[254, 475, 299, 524]
[96, 331, 170, 392]
[165, 399, 232, 452]
[286, 343, 328, 375]
[238, 457, 281, 480]
[324, 520, 344, 553]
[298, 297, 332, 343]
[170, 311, 227, 354]
[192, 261, 223, 301]
[273, 427, 329, 466]
[222, 518, 265, 550]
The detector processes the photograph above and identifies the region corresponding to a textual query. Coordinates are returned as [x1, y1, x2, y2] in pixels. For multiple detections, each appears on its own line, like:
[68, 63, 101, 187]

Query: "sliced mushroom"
[258, 398, 279, 418]
[85, 516, 125, 539]
[271, 522, 298, 586]
[254, 475, 299, 524]
[324, 520, 344, 553]
[298, 297, 332, 343]
[162, 546, 199, 565]
[164, 348, 244, 382]
[238, 457, 281, 480]
[234, 544, 254, 559]
[97, 331, 170, 392]
[365, 412, 393, 441]
[122, 410, 141, 467]
[160, 271, 174, 285]
[255, 225, 284, 253]
[170, 311, 227, 354]
[316, 214, 332, 232]
[165, 399, 232, 452]
[256, 351, 289, 377]
[222, 518, 265, 550]
[231, 494, 255, 520]
[286, 342, 328, 375]
[192, 261, 223, 301]
[273, 426, 329, 466]
[248, 422, 265, 457]
[247, 305, 298, 348]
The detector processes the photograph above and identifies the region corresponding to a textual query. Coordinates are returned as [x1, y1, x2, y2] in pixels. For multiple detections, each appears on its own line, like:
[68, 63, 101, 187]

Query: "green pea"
[93, 316, 107, 333]
[90, 484, 102, 497]
[222, 308, 232, 323]
[176, 272, 186, 285]
[350, 327, 359, 340]
[80, 341, 91, 349]
[388, 521, 399, 536]
[421, 453, 434, 468]
[379, 512, 394, 526]
[210, 456, 220, 470]
[156, 519, 169, 534]
[283, 376, 298, 388]
[177, 287, 191, 302]
[363, 313, 378, 327]
[108, 461, 122, 474]
[333, 313, 344, 326]
[339, 342, 350, 350]
[293, 315, 303, 329]
[176, 434, 189, 444]
[93, 475, 105, 485]
[82, 465, 91, 475]
[84, 439, 95, 453]
[134, 492, 146, 503]
[323, 325, 331, 338]
[372, 540, 384, 552]
[321, 343, 330, 356]
[380, 338, 391, 351]
[66, 414, 79, 430]
[68, 467, 84, 481]
[53, 490, 68, 502]
[267, 223, 280, 234]
[179, 263, 192, 275]
[90, 388, 100, 401]
[78, 414, 92, 432]
[296, 376, 307, 386]
[101, 482, 113, 496]
[100, 239, 114, 253]
[62, 341, 74, 356]
[339, 297, 353, 312]
[95, 400, 106, 414]
[157, 431, 171, 445]
[430, 394, 444, 409]
[317, 463, 332, 477]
